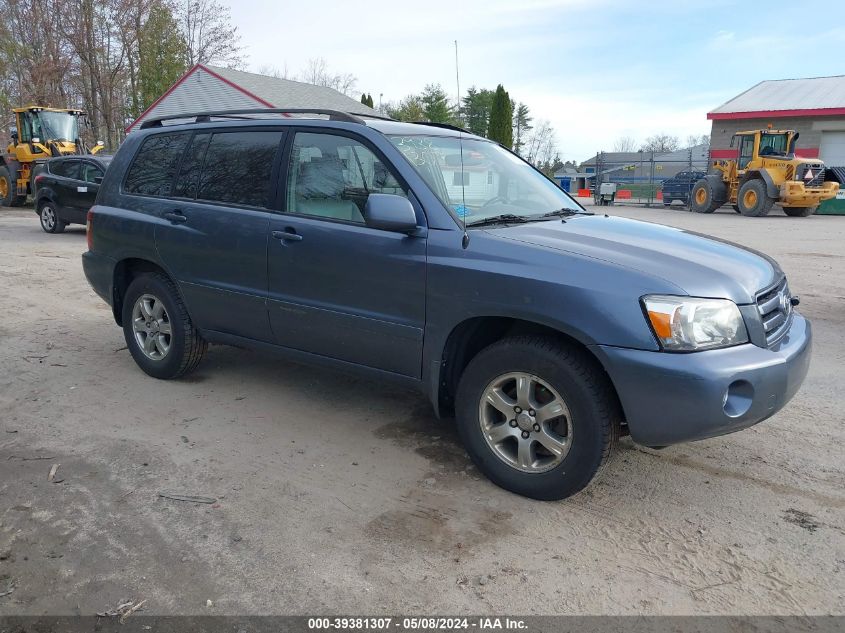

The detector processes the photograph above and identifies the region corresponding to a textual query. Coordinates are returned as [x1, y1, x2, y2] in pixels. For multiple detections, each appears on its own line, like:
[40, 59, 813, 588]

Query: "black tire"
[0, 165, 14, 207]
[783, 206, 815, 217]
[122, 272, 207, 379]
[690, 178, 724, 213]
[37, 199, 65, 233]
[455, 335, 621, 500]
[737, 179, 774, 217]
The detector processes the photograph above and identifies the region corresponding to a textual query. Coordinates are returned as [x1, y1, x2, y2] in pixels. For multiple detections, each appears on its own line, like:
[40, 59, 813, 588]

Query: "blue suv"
[82, 109, 811, 500]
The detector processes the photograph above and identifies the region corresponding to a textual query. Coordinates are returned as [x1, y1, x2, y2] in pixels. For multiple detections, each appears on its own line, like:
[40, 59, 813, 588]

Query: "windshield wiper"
[466, 213, 534, 227]
[539, 208, 594, 218]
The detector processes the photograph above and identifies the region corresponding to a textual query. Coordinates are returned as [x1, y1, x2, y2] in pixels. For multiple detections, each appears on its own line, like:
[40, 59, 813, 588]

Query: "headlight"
[642, 295, 748, 351]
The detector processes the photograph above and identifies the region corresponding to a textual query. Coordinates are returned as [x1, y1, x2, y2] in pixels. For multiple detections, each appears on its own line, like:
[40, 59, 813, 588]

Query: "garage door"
[820, 131, 845, 167]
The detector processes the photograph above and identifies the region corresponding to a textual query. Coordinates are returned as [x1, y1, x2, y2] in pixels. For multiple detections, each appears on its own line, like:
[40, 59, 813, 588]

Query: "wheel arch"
[111, 258, 178, 326]
[743, 169, 779, 199]
[433, 316, 626, 425]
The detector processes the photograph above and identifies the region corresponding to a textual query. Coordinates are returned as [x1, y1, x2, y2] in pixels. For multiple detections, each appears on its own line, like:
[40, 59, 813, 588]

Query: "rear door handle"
[163, 210, 187, 224]
[272, 229, 303, 242]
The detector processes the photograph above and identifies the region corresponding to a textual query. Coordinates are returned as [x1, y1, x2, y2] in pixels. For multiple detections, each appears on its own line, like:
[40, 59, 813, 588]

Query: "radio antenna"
[455, 39, 469, 248]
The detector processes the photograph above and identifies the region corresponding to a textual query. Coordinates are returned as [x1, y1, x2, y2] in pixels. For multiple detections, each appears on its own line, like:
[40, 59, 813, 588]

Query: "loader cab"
[731, 130, 795, 170]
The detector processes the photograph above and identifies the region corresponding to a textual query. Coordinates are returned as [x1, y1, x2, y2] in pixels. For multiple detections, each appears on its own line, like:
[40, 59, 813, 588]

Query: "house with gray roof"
[126, 64, 376, 133]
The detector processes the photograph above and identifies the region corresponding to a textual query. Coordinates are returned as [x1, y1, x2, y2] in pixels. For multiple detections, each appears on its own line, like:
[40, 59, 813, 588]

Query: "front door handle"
[272, 229, 303, 242]
[163, 210, 187, 224]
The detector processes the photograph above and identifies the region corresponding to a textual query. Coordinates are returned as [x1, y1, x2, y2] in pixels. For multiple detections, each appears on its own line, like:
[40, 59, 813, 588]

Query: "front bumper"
[781, 181, 839, 207]
[592, 313, 812, 446]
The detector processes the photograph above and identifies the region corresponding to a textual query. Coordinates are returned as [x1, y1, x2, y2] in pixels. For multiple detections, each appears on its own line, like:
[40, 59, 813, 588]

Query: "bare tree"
[524, 119, 557, 166]
[686, 133, 710, 148]
[299, 57, 356, 96]
[257, 64, 291, 80]
[640, 133, 680, 153]
[613, 136, 637, 152]
[177, 0, 244, 68]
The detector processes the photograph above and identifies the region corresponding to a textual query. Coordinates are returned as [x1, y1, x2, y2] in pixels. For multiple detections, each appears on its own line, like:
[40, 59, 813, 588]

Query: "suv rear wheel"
[455, 336, 620, 500]
[122, 273, 207, 379]
[38, 200, 65, 234]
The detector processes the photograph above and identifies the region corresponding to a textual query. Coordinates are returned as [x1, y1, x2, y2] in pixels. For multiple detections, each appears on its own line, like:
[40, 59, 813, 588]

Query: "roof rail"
[411, 121, 473, 135]
[138, 108, 390, 130]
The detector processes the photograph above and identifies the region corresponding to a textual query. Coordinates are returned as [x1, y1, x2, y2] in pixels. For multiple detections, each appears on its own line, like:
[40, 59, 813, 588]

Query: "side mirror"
[364, 193, 418, 233]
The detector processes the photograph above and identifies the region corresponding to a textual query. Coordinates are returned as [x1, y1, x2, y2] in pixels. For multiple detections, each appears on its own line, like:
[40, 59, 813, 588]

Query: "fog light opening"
[723, 380, 754, 418]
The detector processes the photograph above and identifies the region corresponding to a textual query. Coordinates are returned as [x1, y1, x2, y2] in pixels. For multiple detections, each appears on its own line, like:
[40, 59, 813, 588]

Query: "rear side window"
[50, 160, 80, 180]
[196, 131, 284, 208]
[125, 132, 189, 196]
[80, 162, 104, 183]
[174, 133, 210, 199]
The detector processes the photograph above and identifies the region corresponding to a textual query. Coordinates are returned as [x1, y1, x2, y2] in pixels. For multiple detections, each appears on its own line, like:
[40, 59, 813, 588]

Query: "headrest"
[297, 157, 345, 199]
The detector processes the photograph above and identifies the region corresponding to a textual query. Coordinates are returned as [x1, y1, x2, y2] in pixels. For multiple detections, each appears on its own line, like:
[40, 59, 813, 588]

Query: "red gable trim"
[708, 107, 845, 120]
[125, 64, 275, 133]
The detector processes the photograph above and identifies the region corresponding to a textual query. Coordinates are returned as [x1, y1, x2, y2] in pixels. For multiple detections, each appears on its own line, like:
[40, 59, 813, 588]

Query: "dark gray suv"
[82, 109, 811, 500]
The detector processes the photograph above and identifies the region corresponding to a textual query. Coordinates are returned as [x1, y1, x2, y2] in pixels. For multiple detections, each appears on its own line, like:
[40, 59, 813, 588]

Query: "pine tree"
[361, 93, 368, 105]
[487, 85, 513, 149]
[138, 4, 187, 111]
[512, 103, 533, 156]
[461, 87, 495, 137]
[420, 84, 454, 124]
[367, 93, 375, 108]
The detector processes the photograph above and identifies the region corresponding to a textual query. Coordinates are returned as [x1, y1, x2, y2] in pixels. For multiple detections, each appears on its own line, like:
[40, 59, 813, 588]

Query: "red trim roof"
[708, 107, 845, 120]
[125, 64, 274, 133]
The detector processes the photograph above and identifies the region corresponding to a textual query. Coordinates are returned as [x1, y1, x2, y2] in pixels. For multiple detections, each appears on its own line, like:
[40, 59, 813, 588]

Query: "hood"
[485, 215, 780, 304]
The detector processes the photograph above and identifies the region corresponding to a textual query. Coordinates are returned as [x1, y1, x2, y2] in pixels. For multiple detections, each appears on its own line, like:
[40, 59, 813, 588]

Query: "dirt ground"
[0, 203, 843, 616]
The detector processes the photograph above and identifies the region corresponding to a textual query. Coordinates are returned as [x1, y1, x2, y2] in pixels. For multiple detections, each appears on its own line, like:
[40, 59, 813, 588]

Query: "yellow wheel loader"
[690, 129, 839, 217]
[0, 105, 104, 207]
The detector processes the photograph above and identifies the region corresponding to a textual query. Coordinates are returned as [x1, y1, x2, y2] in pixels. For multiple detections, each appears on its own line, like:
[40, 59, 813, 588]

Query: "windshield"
[758, 133, 789, 157]
[387, 135, 581, 225]
[34, 111, 79, 142]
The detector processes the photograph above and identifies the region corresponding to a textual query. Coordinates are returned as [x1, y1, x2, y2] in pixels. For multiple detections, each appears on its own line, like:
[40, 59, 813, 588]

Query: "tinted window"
[125, 132, 190, 196]
[80, 162, 104, 183]
[50, 160, 80, 180]
[174, 133, 210, 199]
[287, 132, 406, 224]
[197, 131, 283, 208]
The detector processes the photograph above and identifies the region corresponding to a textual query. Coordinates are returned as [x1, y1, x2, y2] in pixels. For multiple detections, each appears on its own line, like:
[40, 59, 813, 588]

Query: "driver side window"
[286, 132, 406, 224]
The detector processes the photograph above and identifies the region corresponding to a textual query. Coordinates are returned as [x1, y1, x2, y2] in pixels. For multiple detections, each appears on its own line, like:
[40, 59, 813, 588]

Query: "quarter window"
[196, 131, 284, 208]
[287, 132, 406, 224]
[125, 132, 190, 196]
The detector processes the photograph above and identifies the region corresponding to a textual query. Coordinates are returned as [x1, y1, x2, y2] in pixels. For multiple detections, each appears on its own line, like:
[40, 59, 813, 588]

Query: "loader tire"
[0, 166, 14, 207]
[690, 178, 723, 213]
[737, 179, 774, 217]
[783, 206, 815, 217]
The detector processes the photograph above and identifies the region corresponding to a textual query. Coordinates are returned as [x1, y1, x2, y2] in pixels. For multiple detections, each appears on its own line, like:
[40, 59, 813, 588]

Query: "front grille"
[756, 277, 793, 346]
[795, 163, 826, 187]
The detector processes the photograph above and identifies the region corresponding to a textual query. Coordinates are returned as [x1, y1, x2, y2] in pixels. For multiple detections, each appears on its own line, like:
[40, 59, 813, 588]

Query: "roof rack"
[138, 108, 391, 130]
[411, 121, 473, 135]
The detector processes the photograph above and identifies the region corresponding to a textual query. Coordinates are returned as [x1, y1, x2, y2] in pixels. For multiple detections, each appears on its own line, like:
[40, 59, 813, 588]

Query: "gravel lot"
[0, 203, 843, 616]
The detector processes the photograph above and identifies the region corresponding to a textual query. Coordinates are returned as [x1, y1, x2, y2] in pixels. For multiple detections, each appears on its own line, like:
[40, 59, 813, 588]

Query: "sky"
[228, 0, 845, 162]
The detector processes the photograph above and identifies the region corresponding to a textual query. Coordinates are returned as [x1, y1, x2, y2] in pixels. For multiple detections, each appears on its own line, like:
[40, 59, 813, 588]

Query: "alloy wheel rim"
[132, 294, 172, 361]
[478, 372, 572, 473]
[41, 206, 55, 230]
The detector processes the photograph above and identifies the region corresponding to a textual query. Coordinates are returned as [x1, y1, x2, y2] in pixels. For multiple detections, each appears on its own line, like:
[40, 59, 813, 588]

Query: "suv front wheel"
[455, 336, 620, 500]
[122, 273, 207, 379]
